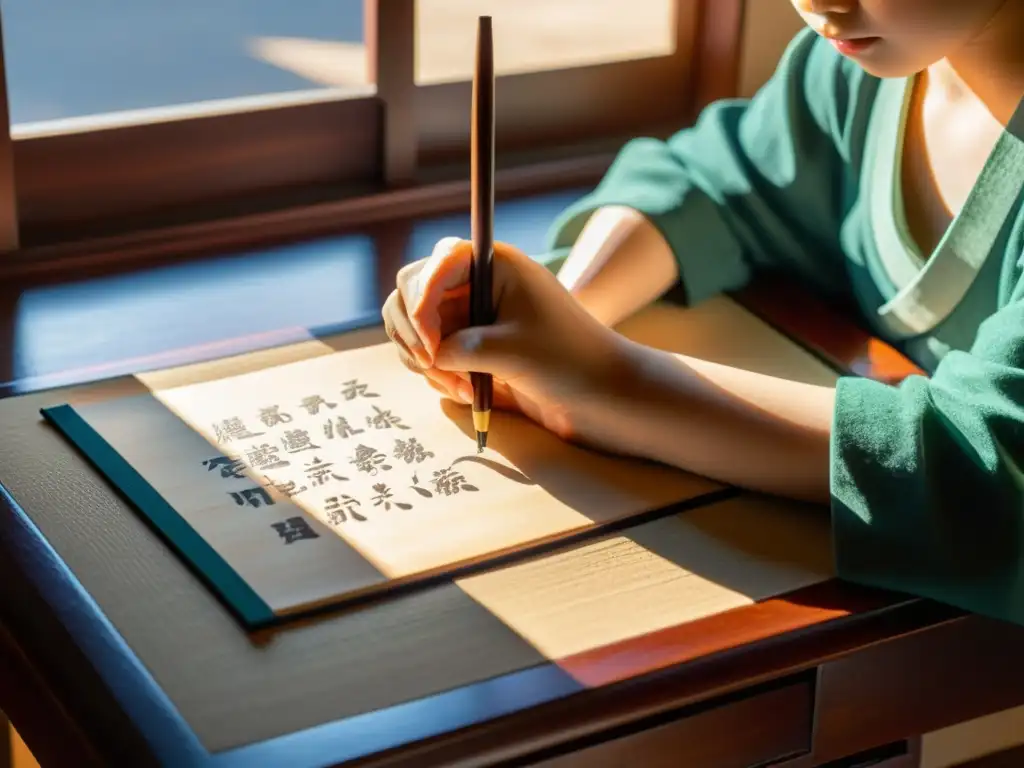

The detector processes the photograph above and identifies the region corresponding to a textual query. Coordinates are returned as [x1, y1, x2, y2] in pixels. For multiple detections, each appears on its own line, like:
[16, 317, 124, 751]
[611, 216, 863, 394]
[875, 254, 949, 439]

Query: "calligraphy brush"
[470, 15, 495, 453]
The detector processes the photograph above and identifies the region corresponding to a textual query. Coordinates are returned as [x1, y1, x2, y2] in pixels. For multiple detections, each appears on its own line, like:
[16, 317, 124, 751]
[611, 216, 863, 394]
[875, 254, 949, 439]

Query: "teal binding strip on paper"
[41, 403, 276, 629]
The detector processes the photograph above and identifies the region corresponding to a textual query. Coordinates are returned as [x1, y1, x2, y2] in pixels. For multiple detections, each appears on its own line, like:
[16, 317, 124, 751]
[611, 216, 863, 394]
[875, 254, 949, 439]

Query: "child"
[382, 1, 1024, 627]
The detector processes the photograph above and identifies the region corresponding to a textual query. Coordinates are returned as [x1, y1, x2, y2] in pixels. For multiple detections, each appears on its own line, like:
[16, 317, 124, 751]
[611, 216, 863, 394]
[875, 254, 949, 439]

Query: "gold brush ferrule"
[472, 409, 491, 434]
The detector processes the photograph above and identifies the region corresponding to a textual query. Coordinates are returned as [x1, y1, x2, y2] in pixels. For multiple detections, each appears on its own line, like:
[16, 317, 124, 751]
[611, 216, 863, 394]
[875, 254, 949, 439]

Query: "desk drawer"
[532, 679, 812, 768]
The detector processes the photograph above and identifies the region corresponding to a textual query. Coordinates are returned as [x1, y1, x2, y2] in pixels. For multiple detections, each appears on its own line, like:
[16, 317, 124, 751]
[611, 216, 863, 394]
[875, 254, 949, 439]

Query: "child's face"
[790, 0, 1011, 77]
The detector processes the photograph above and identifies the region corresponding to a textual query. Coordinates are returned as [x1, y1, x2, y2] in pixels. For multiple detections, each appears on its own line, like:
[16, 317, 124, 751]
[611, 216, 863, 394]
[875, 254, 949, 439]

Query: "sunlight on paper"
[150, 343, 710, 573]
[120, 336, 714, 617]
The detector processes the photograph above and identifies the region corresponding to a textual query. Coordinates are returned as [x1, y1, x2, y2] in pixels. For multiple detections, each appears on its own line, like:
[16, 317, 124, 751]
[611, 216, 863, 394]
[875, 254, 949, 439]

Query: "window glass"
[0, 0, 371, 127]
[415, 0, 676, 85]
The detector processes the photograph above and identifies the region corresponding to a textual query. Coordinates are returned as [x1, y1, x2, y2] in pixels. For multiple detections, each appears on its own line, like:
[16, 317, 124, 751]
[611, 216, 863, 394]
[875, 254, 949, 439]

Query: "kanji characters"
[409, 472, 433, 498]
[271, 517, 320, 544]
[371, 483, 412, 511]
[303, 456, 347, 486]
[265, 477, 307, 498]
[323, 416, 363, 440]
[393, 437, 434, 464]
[324, 495, 367, 524]
[229, 487, 275, 508]
[366, 405, 411, 430]
[204, 379, 500, 530]
[258, 405, 293, 427]
[349, 444, 393, 475]
[341, 379, 379, 400]
[431, 467, 479, 496]
[281, 428, 320, 454]
[299, 395, 337, 415]
[245, 443, 290, 471]
[202, 455, 248, 479]
[212, 417, 264, 443]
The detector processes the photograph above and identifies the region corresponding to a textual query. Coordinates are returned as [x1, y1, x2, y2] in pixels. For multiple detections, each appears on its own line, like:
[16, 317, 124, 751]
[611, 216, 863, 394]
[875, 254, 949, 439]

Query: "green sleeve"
[832, 281, 1024, 626]
[544, 28, 867, 305]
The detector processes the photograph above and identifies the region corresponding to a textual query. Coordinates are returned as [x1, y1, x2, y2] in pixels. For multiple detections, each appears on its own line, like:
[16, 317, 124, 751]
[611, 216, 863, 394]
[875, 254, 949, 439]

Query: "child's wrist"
[557, 331, 654, 449]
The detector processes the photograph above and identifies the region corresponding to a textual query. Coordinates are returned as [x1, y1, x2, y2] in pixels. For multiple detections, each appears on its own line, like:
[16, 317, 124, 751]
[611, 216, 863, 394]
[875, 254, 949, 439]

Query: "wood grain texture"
[365, 0, 417, 186]
[10, 726, 40, 768]
[689, 0, 745, 111]
[952, 743, 1024, 768]
[0, 157, 611, 281]
[531, 678, 811, 767]
[15, 95, 381, 245]
[558, 579, 894, 688]
[0, 501, 158, 767]
[350, 601, 955, 768]
[0, 624, 99, 768]
[922, 704, 1024, 768]
[733, 276, 926, 384]
[418, 59, 692, 166]
[813, 616, 1024, 763]
[737, 0, 805, 99]
[779, 740, 921, 768]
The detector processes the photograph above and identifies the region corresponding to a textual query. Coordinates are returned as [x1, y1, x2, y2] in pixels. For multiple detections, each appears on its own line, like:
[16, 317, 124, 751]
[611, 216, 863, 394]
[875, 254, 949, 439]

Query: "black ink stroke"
[451, 455, 536, 486]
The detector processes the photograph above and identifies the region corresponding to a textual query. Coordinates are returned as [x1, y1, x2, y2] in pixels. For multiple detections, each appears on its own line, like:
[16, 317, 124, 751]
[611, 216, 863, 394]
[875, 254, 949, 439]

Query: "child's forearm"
[556, 206, 680, 327]
[582, 338, 835, 504]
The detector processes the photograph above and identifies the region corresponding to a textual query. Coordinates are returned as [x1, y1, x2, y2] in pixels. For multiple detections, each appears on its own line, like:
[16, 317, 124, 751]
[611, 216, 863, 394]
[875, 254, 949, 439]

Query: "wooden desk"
[1, 208, 1023, 768]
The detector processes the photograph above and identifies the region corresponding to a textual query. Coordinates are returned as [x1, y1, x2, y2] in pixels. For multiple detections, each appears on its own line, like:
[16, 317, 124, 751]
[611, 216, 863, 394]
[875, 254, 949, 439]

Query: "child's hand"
[381, 237, 627, 440]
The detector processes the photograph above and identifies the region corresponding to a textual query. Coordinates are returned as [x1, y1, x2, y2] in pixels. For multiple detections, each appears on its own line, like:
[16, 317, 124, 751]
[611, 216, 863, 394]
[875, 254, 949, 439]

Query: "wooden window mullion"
[365, 0, 417, 187]
[688, 0, 746, 115]
[0, 10, 19, 252]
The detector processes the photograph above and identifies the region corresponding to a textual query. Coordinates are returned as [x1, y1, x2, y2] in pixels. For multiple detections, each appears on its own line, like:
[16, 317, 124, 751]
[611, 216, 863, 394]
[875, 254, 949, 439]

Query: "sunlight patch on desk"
[455, 494, 835, 666]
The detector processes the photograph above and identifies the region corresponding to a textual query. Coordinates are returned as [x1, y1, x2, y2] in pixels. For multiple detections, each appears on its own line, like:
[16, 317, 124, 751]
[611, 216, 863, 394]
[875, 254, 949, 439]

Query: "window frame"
[0, 0, 745, 276]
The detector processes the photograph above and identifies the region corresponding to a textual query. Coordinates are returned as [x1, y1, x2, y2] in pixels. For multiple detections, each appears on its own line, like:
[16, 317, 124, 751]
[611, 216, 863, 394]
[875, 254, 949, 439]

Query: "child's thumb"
[433, 323, 519, 377]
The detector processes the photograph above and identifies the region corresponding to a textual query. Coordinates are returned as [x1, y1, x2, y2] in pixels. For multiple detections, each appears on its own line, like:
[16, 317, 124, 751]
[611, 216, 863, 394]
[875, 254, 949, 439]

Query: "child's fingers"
[423, 375, 458, 401]
[382, 288, 431, 368]
[394, 341, 431, 378]
[404, 236, 530, 363]
[404, 238, 474, 358]
[427, 367, 518, 412]
[492, 380, 519, 410]
[433, 323, 520, 377]
[438, 291, 470, 341]
[423, 368, 471, 404]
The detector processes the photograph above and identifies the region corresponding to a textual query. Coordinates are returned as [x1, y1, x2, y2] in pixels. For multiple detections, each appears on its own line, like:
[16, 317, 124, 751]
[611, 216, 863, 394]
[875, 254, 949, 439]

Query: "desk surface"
[0, 192, 1013, 768]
